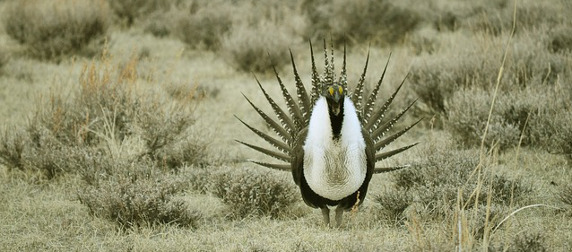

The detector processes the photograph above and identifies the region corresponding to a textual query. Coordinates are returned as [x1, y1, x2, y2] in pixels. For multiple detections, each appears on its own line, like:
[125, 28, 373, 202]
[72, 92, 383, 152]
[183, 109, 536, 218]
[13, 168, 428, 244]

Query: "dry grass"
[1, 0, 571, 251]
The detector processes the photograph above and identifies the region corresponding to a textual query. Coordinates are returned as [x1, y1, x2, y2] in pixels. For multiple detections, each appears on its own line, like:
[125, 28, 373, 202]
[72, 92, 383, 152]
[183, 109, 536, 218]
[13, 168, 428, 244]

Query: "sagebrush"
[78, 163, 201, 230]
[0, 53, 205, 178]
[3, 0, 109, 60]
[208, 167, 298, 219]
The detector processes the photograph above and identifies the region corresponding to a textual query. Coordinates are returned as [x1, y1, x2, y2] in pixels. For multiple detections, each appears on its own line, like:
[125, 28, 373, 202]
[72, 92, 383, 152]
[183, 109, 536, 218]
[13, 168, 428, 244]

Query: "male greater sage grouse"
[236, 42, 420, 227]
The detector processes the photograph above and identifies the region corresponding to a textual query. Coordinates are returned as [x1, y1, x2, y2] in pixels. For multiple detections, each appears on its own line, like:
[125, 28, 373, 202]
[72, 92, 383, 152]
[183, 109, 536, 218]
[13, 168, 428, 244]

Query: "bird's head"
[322, 83, 345, 116]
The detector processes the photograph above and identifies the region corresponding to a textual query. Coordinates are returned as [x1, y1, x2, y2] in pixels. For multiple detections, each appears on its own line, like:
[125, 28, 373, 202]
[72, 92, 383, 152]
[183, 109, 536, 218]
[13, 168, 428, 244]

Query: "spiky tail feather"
[237, 43, 419, 172]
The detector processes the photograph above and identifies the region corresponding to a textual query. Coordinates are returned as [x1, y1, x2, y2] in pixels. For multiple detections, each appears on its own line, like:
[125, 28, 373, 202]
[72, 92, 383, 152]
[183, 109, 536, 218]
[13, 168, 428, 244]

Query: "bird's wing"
[362, 127, 376, 177]
[291, 127, 308, 186]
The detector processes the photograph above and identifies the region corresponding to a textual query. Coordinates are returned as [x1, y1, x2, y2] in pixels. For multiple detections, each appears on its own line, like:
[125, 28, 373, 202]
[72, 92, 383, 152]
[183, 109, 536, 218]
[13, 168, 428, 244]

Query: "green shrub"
[447, 89, 521, 150]
[0, 49, 8, 74]
[302, 0, 421, 46]
[0, 126, 26, 171]
[382, 146, 530, 222]
[508, 232, 547, 252]
[108, 0, 174, 26]
[548, 27, 572, 53]
[78, 166, 200, 230]
[462, 0, 568, 36]
[374, 189, 412, 224]
[560, 184, 572, 210]
[174, 1, 232, 50]
[143, 11, 173, 38]
[3, 0, 109, 61]
[448, 86, 572, 151]
[409, 39, 500, 118]
[410, 30, 571, 128]
[221, 21, 293, 73]
[208, 167, 298, 219]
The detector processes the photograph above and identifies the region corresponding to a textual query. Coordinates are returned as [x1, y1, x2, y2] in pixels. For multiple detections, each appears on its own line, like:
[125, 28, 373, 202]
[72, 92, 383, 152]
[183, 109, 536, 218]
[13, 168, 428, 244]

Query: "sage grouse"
[236, 42, 420, 227]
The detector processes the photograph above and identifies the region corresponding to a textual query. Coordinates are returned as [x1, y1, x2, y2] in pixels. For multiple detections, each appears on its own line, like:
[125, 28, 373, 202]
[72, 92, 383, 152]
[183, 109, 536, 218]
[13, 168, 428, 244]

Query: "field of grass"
[1, 0, 571, 251]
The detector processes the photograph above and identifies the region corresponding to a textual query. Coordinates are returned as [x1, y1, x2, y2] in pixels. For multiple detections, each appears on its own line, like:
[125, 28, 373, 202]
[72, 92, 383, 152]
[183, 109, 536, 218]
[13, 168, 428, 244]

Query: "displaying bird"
[236, 41, 420, 227]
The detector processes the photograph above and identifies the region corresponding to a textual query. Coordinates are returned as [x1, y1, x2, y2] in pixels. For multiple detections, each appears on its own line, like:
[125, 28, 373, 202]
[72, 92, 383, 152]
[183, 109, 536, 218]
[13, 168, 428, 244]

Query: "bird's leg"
[321, 208, 330, 226]
[334, 206, 344, 227]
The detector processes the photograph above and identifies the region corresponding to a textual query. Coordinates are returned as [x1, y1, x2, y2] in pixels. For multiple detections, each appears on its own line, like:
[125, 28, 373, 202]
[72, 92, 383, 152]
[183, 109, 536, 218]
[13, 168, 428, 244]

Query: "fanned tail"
[237, 46, 316, 170]
[362, 52, 392, 127]
[238, 43, 419, 172]
[272, 66, 304, 131]
[349, 51, 420, 170]
[290, 49, 311, 124]
[350, 49, 370, 120]
[310, 41, 320, 106]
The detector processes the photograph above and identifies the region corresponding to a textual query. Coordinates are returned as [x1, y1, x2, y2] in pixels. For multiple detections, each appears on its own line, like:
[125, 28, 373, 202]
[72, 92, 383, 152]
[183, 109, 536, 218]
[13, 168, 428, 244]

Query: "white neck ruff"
[303, 96, 367, 201]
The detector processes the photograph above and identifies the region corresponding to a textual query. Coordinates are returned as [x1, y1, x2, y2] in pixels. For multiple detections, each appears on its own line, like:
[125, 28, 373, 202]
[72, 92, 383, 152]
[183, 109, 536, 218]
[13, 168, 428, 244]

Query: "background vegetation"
[0, 0, 571, 250]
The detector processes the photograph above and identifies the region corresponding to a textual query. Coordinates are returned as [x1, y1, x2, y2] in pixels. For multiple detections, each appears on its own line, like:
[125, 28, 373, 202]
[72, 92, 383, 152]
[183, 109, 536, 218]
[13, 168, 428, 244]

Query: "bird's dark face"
[322, 83, 344, 116]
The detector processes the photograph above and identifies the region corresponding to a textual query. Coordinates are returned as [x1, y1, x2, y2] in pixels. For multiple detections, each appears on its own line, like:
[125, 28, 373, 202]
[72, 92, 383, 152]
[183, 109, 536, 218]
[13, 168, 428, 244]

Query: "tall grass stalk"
[455, 1, 518, 251]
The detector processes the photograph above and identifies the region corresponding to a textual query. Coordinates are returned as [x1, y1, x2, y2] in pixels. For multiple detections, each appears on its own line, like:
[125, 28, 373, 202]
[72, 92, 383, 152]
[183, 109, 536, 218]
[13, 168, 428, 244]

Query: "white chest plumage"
[303, 96, 367, 201]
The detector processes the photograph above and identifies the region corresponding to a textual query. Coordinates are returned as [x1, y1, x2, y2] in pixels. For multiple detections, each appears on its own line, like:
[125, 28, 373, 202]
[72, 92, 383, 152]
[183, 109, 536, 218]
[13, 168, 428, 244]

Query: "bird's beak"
[327, 86, 343, 116]
[330, 90, 342, 116]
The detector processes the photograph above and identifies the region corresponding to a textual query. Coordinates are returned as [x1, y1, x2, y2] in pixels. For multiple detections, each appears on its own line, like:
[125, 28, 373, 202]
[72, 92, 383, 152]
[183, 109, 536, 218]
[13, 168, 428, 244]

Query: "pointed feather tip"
[373, 164, 411, 174]
[249, 159, 291, 172]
